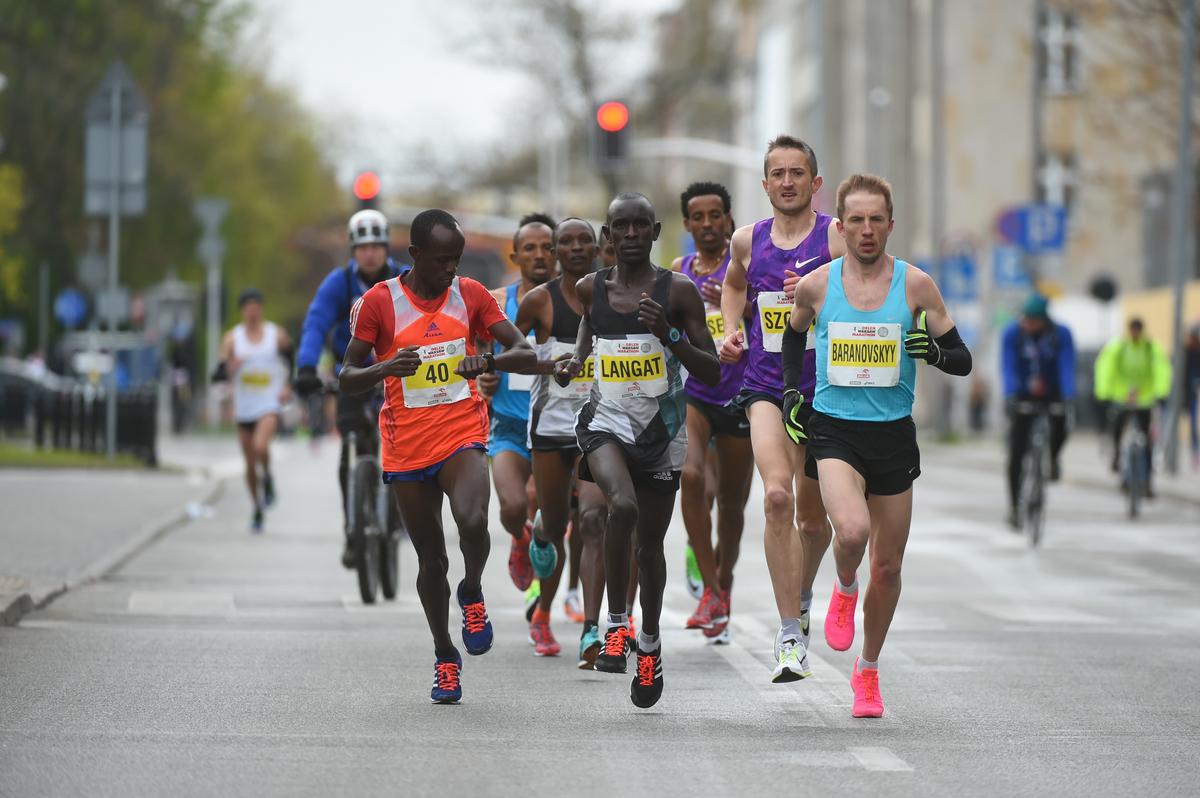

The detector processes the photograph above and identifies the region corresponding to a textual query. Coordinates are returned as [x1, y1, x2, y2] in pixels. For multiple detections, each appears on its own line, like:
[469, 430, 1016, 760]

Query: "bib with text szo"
[401, 338, 470, 408]
[549, 340, 595, 400]
[596, 337, 668, 400]
[826, 322, 902, 387]
[757, 292, 791, 353]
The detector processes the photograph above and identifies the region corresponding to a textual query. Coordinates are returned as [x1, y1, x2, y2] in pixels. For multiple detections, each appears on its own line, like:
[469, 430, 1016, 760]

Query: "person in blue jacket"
[294, 209, 405, 567]
[1000, 294, 1076, 528]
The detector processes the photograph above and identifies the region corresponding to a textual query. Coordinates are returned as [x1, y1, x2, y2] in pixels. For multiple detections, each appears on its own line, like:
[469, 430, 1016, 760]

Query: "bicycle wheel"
[379, 489, 401, 601]
[1023, 454, 1045, 547]
[1127, 442, 1145, 519]
[351, 457, 381, 604]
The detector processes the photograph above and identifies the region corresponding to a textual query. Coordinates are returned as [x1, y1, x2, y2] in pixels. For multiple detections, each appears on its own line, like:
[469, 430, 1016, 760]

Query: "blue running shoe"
[431, 651, 462, 704]
[578, 623, 601, 670]
[456, 580, 494, 655]
[529, 537, 558, 580]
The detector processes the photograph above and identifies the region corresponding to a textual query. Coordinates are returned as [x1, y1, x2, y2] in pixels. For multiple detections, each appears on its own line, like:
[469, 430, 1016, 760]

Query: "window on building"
[1037, 7, 1082, 94]
[1036, 151, 1079, 212]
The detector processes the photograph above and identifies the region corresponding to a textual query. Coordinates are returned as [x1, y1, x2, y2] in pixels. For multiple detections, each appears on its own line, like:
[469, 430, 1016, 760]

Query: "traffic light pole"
[105, 79, 122, 459]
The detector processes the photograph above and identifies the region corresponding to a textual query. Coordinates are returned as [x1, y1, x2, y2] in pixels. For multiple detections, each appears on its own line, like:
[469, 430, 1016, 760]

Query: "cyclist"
[1000, 294, 1076, 528]
[1094, 317, 1173, 498]
[294, 209, 405, 567]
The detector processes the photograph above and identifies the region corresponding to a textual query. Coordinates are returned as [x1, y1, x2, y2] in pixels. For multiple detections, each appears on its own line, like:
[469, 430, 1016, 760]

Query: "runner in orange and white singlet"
[340, 209, 536, 705]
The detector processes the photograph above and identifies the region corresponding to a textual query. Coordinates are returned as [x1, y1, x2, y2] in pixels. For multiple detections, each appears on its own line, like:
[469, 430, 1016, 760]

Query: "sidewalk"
[925, 431, 1199, 507]
[0, 434, 242, 625]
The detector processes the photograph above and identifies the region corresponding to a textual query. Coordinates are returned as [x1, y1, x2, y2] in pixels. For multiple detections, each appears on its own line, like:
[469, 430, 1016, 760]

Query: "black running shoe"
[251, 506, 264, 534]
[594, 625, 629, 674]
[263, 474, 275, 507]
[630, 646, 664, 708]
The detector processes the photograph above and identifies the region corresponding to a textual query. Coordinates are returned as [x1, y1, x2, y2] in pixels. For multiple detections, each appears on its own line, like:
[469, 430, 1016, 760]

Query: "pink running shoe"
[685, 587, 728, 630]
[851, 657, 884, 718]
[824, 582, 858, 651]
[529, 616, 561, 657]
[508, 524, 534, 591]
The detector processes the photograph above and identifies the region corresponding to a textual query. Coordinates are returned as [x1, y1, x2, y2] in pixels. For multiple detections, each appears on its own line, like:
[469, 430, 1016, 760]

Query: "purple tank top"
[681, 252, 745, 406]
[743, 214, 833, 400]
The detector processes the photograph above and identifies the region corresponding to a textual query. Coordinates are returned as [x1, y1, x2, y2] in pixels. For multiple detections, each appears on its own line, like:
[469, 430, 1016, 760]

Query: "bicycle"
[1015, 400, 1065, 547]
[1118, 407, 1150, 520]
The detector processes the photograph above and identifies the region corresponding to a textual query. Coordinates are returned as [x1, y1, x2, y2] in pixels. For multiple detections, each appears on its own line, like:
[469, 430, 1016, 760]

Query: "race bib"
[826, 322, 902, 387]
[548, 340, 594, 400]
[239, 371, 272, 388]
[758, 292, 791, 353]
[401, 338, 471, 408]
[506, 332, 538, 392]
[596, 337, 668, 400]
[705, 306, 745, 340]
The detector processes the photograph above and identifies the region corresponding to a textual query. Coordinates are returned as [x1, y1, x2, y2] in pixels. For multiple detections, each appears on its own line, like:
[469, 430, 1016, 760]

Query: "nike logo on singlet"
[795, 256, 821, 270]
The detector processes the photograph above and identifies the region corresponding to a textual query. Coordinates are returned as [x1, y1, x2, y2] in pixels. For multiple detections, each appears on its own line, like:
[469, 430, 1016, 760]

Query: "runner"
[719, 135, 844, 681]
[294, 209, 404, 567]
[557, 193, 720, 707]
[782, 173, 972, 717]
[476, 214, 555, 594]
[514, 217, 607, 664]
[340, 209, 536, 704]
[216, 288, 292, 532]
[673, 181, 754, 644]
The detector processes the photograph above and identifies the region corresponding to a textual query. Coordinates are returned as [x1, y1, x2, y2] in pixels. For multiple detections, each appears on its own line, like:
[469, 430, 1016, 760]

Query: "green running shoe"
[523, 580, 541, 622]
[684, 544, 702, 600]
[530, 533, 558, 579]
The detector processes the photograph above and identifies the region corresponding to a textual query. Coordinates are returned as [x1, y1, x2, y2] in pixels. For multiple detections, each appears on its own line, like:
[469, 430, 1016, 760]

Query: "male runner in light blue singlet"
[478, 214, 554, 594]
[782, 174, 972, 718]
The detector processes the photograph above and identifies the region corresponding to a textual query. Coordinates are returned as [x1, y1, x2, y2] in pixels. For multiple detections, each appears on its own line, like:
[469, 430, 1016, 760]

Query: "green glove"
[782, 388, 808, 444]
[904, 310, 942, 365]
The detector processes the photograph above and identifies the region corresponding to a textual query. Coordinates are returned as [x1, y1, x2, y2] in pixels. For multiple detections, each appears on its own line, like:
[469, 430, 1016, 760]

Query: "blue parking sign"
[992, 245, 1031, 290]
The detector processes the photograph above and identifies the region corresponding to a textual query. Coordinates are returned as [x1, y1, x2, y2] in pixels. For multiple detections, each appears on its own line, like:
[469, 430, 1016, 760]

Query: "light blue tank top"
[814, 257, 916, 422]
[491, 282, 531, 420]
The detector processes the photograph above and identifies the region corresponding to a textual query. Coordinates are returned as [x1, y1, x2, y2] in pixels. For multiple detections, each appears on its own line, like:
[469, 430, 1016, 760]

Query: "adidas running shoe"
[631, 646, 664, 708]
[431, 651, 463, 704]
[456, 580, 493, 656]
[594, 625, 630, 674]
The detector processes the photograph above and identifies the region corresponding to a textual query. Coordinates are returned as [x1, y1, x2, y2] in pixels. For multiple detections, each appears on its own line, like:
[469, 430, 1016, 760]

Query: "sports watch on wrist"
[664, 327, 682, 345]
[483, 352, 496, 373]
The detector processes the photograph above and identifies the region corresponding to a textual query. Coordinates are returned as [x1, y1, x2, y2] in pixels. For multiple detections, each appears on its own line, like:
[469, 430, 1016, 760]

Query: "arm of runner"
[638, 275, 720, 387]
[557, 274, 595, 386]
[212, 330, 236, 382]
[904, 267, 972, 376]
[467, 319, 536, 378]
[514, 286, 558, 375]
[719, 225, 752, 364]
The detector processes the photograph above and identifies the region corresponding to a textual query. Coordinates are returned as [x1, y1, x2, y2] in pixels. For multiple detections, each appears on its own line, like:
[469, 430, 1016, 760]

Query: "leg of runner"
[389, 479, 454, 653]
[588, 443, 638, 674]
[746, 401, 807, 680]
[492, 450, 534, 590]
[437, 448, 493, 622]
[237, 423, 262, 531]
[681, 404, 723, 630]
[817, 458, 869, 655]
[862, 490, 912, 662]
[704, 430, 754, 642]
[563, 501, 584, 621]
[796, 463, 832, 641]
[253, 414, 278, 508]
[530, 450, 570, 657]
[575, 477, 607, 668]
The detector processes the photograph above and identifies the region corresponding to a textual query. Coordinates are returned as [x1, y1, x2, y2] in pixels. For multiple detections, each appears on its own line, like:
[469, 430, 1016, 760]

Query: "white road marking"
[970, 602, 1104, 625]
[849, 746, 914, 772]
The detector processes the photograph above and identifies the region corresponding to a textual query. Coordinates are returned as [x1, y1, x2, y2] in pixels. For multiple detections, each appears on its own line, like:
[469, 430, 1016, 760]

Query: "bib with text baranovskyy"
[549, 340, 595, 400]
[596, 337, 668, 400]
[826, 322, 902, 387]
[401, 338, 470, 408]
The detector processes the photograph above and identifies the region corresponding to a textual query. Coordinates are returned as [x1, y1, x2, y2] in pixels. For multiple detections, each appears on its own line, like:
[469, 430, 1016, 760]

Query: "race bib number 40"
[596, 337, 668, 400]
[758, 292, 791, 353]
[548, 340, 594, 400]
[401, 338, 471, 408]
[826, 322, 902, 387]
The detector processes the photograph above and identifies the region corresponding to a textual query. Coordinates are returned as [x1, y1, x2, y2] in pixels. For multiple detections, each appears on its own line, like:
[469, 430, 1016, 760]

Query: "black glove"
[294, 366, 323, 397]
[783, 388, 808, 444]
[904, 310, 942, 365]
[210, 362, 229, 383]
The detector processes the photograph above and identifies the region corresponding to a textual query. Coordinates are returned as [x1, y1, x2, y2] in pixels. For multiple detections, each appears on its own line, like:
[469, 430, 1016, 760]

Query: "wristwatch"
[664, 327, 682, 345]
[483, 352, 496, 373]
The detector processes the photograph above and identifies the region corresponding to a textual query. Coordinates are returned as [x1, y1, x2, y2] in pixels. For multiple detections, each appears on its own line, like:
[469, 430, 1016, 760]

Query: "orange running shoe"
[686, 587, 728, 630]
[563, 589, 585, 624]
[529, 615, 561, 657]
[850, 657, 884, 718]
[508, 523, 534, 591]
[824, 582, 858, 651]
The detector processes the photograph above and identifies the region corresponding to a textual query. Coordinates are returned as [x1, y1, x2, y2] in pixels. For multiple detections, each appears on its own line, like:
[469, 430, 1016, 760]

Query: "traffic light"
[592, 101, 630, 173]
[353, 170, 381, 209]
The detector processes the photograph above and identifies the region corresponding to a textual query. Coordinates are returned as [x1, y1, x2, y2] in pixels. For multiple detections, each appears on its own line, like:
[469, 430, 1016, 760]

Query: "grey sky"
[245, 0, 679, 192]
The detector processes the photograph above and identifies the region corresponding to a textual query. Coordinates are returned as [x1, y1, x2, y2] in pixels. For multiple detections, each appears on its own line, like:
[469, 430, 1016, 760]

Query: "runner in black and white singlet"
[515, 217, 608, 667]
[217, 288, 293, 533]
[719, 135, 846, 682]
[556, 193, 720, 708]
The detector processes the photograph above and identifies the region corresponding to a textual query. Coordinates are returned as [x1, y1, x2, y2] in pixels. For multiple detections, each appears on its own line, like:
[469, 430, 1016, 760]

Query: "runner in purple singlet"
[718, 135, 846, 682]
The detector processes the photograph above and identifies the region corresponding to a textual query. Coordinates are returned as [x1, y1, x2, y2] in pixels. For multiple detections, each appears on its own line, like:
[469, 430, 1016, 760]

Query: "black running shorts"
[687, 396, 751, 439]
[803, 410, 920, 496]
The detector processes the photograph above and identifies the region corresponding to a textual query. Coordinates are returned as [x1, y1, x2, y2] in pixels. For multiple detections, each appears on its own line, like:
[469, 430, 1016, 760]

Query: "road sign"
[996, 204, 1068, 254]
[54, 288, 88, 328]
[992, 245, 1032, 290]
[96, 287, 131, 325]
[939, 250, 978, 302]
[84, 61, 149, 217]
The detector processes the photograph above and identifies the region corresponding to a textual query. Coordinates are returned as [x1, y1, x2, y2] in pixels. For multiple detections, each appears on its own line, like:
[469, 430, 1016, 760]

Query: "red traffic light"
[596, 101, 629, 133]
[353, 171, 381, 201]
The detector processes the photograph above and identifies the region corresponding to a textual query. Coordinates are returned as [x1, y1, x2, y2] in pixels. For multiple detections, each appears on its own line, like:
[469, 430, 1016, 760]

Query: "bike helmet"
[348, 209, 389, 248]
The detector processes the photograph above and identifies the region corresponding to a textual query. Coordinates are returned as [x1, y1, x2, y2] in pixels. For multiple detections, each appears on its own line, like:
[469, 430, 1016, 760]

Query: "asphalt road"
[2, 436, 1198, 797]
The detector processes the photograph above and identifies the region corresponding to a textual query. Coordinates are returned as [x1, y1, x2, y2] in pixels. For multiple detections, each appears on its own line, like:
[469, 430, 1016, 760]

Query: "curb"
[0, 475, 226, 627]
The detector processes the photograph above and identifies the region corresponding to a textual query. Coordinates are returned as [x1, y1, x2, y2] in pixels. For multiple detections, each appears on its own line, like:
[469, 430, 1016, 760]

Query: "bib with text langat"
[549, 340, 595, 400]
[402, 338, 470, 408]
[595, 336, 668, 400]
[826, 322, 902, 387]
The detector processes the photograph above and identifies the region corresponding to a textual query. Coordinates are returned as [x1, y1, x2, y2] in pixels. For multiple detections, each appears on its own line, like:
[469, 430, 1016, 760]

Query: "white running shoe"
[771, 637, 812, 683]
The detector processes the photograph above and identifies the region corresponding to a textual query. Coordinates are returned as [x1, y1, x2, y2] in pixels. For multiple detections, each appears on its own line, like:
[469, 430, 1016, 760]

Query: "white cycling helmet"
[348, 209, 389, 248]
